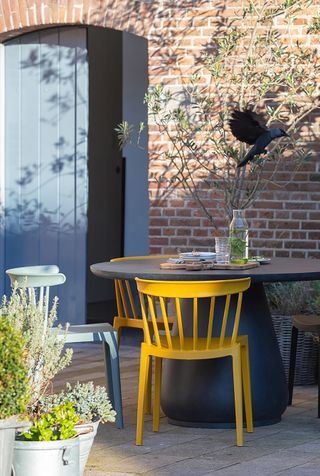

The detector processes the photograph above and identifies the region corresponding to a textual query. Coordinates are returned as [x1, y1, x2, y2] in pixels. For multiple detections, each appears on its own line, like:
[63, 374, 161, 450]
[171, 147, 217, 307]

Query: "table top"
[90, 257, 320, 283]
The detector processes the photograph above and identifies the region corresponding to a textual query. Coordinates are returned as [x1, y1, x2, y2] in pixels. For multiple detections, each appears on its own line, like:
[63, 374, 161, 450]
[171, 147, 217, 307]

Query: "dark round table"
[91, 257, 320, 428]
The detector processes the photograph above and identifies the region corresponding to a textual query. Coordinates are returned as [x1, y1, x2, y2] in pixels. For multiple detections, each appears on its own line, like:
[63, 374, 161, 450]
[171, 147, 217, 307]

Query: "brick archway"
[0, 0, 153, 42]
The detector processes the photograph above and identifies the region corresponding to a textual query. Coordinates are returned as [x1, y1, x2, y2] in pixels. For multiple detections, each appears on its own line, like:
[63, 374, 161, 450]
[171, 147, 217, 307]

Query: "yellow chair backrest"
[135, 278, 251, 350]
[111, 256, 176, 320]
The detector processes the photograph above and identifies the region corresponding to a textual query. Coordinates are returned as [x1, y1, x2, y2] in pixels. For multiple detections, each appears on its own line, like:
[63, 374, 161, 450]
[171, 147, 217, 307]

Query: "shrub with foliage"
[265, 281, 315, 315]
[0, 318, 29, 419]
[38, 382, 116, 424]
[0, 285, 73, 404]
[117, 0, 320, 227]
[20, 402, 78, 441]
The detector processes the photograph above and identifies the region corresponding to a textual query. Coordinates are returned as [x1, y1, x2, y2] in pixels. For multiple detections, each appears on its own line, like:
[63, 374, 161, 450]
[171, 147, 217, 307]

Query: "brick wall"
[0, 0, 319, 258]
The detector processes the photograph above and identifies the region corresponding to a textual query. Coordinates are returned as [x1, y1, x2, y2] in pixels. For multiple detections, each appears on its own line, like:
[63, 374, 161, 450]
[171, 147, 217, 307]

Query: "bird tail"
[237, 150, 254, 168]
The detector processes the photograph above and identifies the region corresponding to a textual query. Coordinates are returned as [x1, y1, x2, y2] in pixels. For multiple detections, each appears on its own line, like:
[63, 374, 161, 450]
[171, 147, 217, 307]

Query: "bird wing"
[228, 109, 268, 145]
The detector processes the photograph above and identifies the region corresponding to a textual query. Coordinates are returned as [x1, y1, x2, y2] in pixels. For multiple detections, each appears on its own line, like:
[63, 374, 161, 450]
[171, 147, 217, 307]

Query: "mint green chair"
[6, 265, 124, 429]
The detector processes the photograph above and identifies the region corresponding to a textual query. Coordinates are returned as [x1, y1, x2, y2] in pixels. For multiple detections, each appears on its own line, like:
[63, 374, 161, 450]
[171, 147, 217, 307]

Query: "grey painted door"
[3, 27, 88, 324]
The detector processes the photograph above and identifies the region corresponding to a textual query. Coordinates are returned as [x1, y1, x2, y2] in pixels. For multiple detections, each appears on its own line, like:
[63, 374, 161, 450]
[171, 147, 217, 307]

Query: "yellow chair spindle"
[193, 298, 198, 350]
[219, 294, 231, 347]
[231, 292, 243, 344]
[147, 296, 162, 348]
[206, 296, 216, 349]
[159, 296, 173, 349]
[138, 292, 152, 346]
[114, 280, 124, 317]
[118, 280, 130, 318]
[175, 297, 185, 349]
[125, 280, 138, 318]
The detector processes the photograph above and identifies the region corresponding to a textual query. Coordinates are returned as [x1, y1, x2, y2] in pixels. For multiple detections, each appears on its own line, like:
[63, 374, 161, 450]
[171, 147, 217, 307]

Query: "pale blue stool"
[6, 265, 124, 429]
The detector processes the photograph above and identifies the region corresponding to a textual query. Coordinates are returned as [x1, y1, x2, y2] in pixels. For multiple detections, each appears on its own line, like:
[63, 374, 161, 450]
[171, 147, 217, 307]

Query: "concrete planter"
[13, 436, 80, 476]
[75, 419, 99, 475]
[0, 417, 18, 476]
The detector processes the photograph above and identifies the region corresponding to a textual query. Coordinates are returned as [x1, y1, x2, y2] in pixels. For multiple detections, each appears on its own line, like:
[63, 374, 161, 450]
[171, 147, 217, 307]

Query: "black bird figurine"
[229, 109, 289, 168]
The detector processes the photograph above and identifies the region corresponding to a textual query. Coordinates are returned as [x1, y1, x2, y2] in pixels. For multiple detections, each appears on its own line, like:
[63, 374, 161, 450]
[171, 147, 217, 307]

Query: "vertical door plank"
[38, 29, 60, 268]
[4, 28, 88, 323]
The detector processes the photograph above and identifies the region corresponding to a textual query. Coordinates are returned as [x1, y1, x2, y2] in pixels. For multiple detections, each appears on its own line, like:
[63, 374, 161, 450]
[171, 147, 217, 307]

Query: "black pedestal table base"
[161, 283, 288, 427]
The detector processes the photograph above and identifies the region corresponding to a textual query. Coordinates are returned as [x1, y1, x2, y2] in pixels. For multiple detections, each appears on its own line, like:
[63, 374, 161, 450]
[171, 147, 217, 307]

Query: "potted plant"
[0, 318, 29, 476]
[13, 401, 80, 476]
[0, 284, 73, 403]
[265, 281, 319, 385]
[37, 382, 117, 475]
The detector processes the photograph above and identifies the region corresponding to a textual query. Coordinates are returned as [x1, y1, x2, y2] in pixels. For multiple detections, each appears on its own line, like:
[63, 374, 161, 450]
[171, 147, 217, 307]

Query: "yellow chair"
[111, 255, 176, 413]
[111, 255, 176, 344]
[135, 277, 253, 447]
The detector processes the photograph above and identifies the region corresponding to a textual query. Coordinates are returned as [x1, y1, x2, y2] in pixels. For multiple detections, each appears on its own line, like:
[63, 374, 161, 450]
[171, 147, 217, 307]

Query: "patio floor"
[53, 342, 320, 476]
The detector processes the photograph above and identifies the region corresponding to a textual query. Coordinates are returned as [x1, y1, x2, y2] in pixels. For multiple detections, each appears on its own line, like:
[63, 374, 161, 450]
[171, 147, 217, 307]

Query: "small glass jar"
[229, 209, 249, 263]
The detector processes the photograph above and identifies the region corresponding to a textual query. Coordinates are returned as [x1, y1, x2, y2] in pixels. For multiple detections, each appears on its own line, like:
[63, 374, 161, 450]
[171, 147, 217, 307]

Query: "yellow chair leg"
[153, 357, 162, 432]
[232, 349, 244, 447]
[241, 343, 253, 433]
[145, 358, 152, 414]
[113, 321, 122, 347]
[136, 350, 150, 446]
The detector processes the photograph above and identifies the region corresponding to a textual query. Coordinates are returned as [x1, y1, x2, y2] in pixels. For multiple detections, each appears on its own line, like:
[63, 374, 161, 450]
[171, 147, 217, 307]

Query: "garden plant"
[117, 0, 320, 229]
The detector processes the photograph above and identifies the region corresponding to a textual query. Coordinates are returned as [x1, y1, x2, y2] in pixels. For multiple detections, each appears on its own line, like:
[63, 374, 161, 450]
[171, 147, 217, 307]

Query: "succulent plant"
[0, 317, 29, 419]
[20, 401, 78, 441]
[38, 382, 116, 424]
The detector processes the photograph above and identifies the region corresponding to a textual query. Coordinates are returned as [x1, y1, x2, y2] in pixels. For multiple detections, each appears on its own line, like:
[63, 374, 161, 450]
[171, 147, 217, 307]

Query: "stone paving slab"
[54, 343, 320, 476]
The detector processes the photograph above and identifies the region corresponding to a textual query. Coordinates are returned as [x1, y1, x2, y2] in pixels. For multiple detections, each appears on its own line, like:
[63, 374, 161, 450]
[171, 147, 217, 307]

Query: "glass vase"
[229, 209, 249, 263]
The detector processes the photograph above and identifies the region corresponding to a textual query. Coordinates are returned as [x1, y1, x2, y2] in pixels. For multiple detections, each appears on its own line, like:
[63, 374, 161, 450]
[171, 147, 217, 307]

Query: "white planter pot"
[13, 436, 80, 476]
[74, 420, 99, 475]
[0, 417, 18, 476]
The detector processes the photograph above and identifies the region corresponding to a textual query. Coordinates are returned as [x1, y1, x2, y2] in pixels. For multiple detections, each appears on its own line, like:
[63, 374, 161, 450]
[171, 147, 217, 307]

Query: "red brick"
[309, 212, 320, 220]
[150, 209, 162, 216]
[169, 218, 201, 227]
[291, 251, 307, 258]
[308, 251, 320, 259]
[275, 250, 290, 258]
[309, 232, 320, 240]
[301, 221, 320, 230]
[286, 241, 317, 249]
[275, 231, 290, 239]
[291, 211, 306, 220]
[163, 208, 175, 216]
[285, 202, 317, 210]
[149, 228, 162, 236]
[163, 228, 176, 236]
[150, 218, 168, 227]
[151, 237, 169, 245]
[177, 228, 192, 236]
[291, 232, 307, 240]
[268, 221, 300, 230]
[252, 240, 283, 249]
[193, 229, 209, 237]
[259, 231, 274, 239]
[169, 238, 190, 247]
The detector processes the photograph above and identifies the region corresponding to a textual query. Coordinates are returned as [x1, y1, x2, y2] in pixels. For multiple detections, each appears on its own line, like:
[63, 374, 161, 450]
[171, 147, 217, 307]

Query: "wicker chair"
[288, 314, 320, 417]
